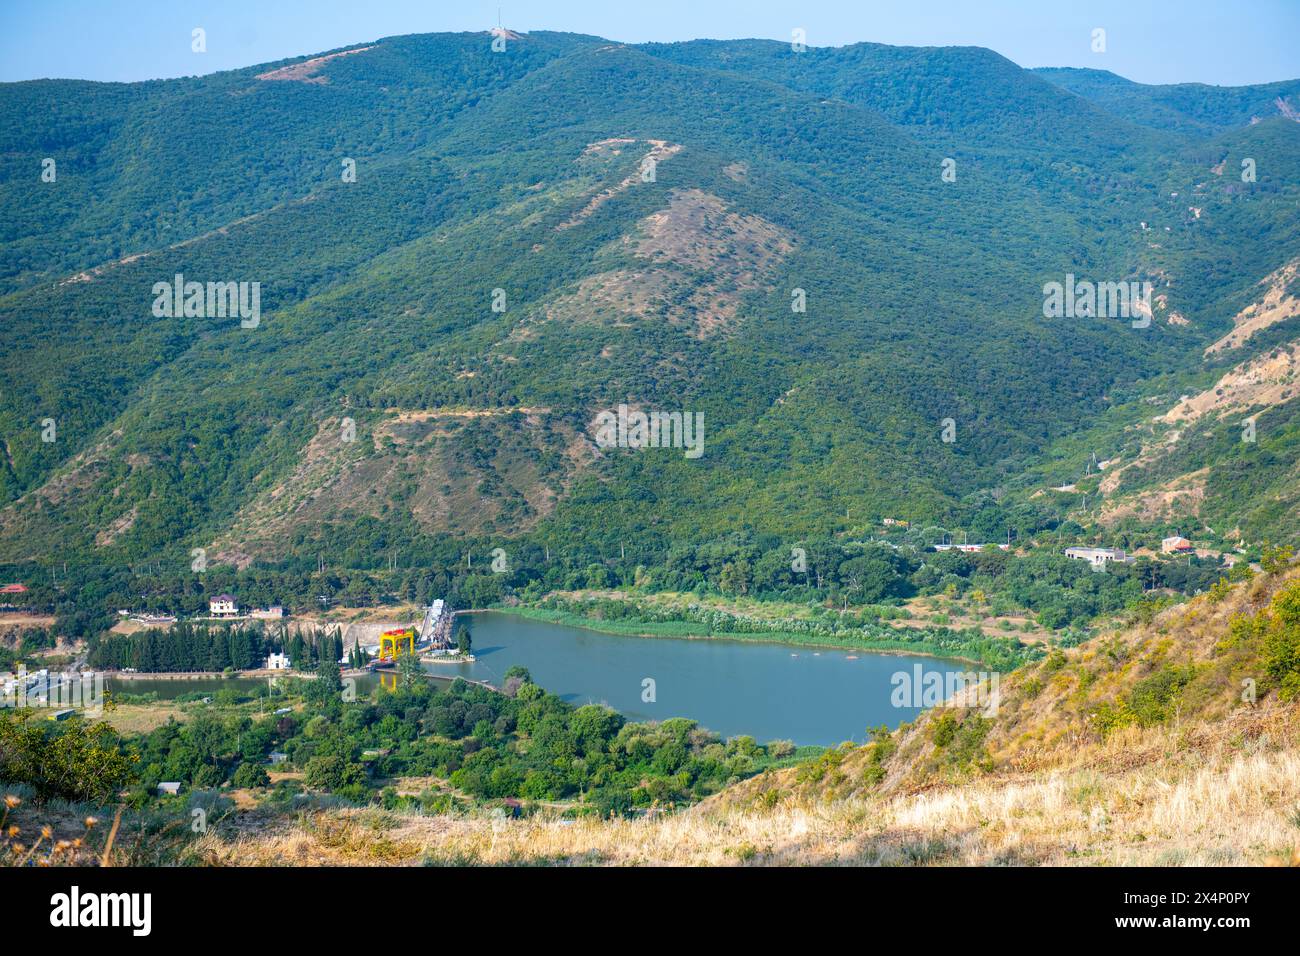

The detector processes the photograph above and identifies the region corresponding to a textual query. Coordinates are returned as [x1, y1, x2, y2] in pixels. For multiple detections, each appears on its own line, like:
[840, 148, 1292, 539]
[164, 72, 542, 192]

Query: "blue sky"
[1, 0, 1297, 86]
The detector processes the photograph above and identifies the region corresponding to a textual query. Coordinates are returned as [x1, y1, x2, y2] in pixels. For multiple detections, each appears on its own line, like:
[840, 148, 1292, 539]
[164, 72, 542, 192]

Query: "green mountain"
[1033, 66, 1300, 137]
[1, 30, 1297, 587]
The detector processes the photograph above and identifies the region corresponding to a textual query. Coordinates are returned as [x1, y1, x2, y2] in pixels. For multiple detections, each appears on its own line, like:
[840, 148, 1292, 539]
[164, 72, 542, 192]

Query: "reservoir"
[109, 611, 974, 746]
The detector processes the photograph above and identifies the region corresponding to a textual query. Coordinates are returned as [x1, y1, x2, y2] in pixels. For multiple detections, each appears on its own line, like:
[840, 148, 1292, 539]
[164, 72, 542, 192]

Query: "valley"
[2, 18, 1298, 884]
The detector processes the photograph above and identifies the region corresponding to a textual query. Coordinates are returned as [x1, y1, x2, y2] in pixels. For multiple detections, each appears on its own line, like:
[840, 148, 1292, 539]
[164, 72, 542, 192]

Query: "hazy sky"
[1, 0, 1297, 86]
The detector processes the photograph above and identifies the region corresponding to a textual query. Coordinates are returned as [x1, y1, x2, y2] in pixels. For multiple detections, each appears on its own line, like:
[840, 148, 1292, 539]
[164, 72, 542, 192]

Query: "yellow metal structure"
[379, 627, 415, 661]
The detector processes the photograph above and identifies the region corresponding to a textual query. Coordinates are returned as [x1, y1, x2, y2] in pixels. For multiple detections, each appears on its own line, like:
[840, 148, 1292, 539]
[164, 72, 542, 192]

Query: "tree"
[231, 761, 269, 789]
[504, 665, 532, 683]
[304, 754, 363, 791]
[397, 651, 424, 691]
[306, 658, 342, 705]
[719, 559, 752, 595]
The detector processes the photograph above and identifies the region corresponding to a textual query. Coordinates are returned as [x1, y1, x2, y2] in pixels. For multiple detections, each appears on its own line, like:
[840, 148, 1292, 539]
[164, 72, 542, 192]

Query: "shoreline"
[108, 670, 279, 680]
[481, 606, 996, 667]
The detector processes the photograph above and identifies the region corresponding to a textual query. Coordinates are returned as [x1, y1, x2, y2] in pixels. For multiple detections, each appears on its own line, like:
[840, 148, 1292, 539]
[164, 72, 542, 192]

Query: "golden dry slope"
[191, 728, 1298, 866]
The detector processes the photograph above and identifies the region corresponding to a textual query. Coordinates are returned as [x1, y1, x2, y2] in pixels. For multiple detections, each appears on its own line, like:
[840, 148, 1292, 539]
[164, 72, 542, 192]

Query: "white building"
[251, 605, 284, 620]
[1064, 547, 1134, 571]
[265, 652, 291, 671]
[1162, 536, 1193, 554]
[209, 594, 239, 618]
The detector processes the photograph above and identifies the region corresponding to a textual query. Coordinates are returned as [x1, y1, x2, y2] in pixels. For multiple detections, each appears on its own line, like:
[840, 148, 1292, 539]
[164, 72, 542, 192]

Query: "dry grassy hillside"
[759, 564, 1300, 803]
[188, 567, 1300, 866]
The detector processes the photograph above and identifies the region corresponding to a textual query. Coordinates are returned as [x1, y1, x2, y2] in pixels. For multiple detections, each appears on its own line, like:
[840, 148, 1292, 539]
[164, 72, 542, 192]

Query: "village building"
[0, 583, 29, 610]
[251, 605, 284, 620]
[1162, 535, 1194, 553]
[1064, 546, 1135, 570]
[209, 594, 239, 618]
[265, 652, 291, 671]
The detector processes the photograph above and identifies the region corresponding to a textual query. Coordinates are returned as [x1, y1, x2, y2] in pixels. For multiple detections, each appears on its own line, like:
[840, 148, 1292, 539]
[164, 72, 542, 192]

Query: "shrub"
[930, 711, 958, 748]
[766, 739, 796, 759]
[1262, 583, 1300, 699]
[0, 713, 136, 803]
[1127, 665, 1198, 726]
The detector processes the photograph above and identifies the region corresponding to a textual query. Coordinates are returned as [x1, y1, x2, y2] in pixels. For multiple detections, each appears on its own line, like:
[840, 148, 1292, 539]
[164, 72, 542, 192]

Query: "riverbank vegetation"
[1, 533, 1239, 674]
[1, 659, 815, 834]
[506, 597, 1037, 670]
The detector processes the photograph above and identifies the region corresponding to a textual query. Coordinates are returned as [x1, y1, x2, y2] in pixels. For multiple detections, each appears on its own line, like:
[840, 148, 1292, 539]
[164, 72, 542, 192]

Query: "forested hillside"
[1034, 67, 1300, 137]
[1, 31, 1297, 626]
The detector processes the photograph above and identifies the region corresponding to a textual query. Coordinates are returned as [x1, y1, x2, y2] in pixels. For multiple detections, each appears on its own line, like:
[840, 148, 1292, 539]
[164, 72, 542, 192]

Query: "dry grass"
[97, 701, 185, 735]
[187, 728, 1300, 866]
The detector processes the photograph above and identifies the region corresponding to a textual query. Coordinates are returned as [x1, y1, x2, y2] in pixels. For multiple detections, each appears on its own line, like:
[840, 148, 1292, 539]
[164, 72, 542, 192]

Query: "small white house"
[1162, 535, 1193, 554]
[1064, 547, 1134, 571]
[265, 652, 291, 671]
[209, 594, 239, 618]
[268, 752, 288, 765]
[157, 782, 181, 796]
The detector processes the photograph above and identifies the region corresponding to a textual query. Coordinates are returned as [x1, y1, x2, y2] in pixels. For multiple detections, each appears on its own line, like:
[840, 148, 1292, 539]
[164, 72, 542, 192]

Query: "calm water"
[429, 612, 969, 745]
[107, 676, 276, 700]
[108, 612, 971, 745]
